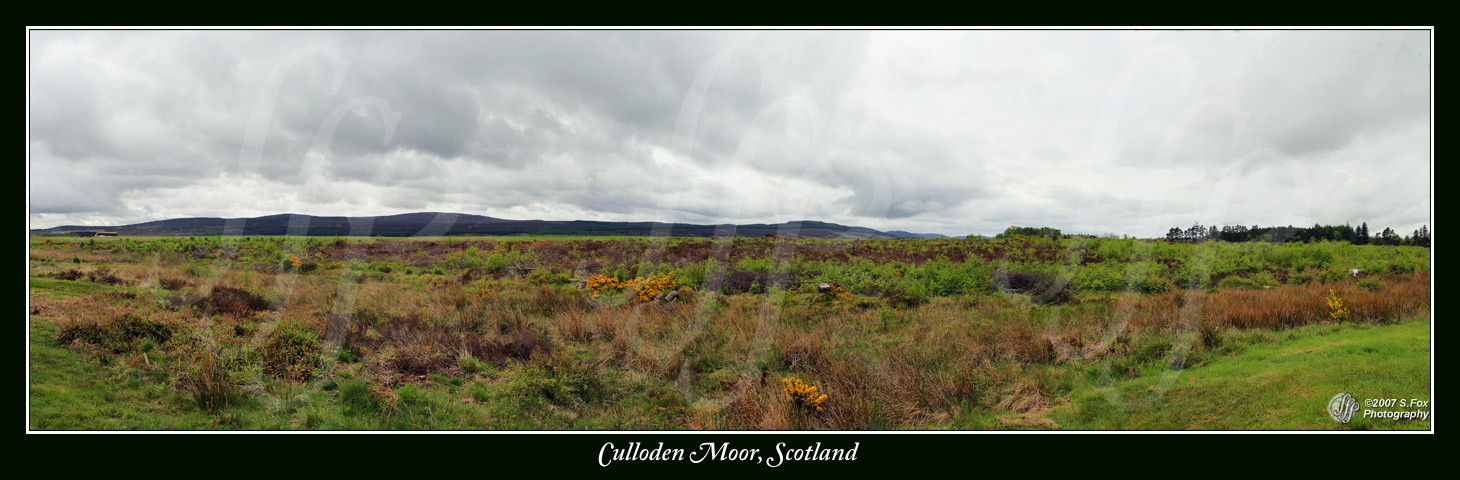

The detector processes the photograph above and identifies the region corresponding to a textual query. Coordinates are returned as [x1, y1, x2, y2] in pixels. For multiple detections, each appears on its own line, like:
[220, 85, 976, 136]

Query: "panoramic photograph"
[27, 29, 1431, 432]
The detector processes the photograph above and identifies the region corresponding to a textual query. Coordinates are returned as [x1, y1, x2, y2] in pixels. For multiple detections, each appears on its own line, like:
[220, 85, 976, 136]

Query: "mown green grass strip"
[28, 321, 217, 430]
[1048, 317, 1431, 430]
[29, 276, 117, 299]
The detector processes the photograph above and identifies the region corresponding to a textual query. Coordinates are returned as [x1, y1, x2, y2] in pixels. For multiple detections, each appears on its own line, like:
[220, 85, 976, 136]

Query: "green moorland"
[28, 235, 1430, 430]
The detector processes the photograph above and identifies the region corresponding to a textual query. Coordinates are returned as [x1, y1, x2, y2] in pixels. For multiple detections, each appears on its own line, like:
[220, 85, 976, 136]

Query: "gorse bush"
[1326, 289, 1349, 322]
[782, 377, 828, 413]
[630, 275, 677, 302]
[585, 274, 621, 297]
[476, 281, 501, 300]
[585, 274, 677, 302]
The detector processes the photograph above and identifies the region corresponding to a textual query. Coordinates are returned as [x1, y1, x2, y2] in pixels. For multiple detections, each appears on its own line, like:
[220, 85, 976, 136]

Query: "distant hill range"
[30, 213, 961, 240]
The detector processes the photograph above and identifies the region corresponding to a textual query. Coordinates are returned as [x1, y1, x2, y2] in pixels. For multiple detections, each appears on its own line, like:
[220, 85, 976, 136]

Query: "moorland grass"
[28, 236, 1431, 430]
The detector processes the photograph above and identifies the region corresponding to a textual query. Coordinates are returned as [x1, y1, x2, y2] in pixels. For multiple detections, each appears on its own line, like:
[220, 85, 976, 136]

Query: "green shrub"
[469, 384, 491, 403]
[185, 263, 211, 278]
[676, 260, 710, 289]
[367, 261, 405, 274]
[1250, 271, 1280, 287]
[528, 268, 571, 285]
[484, 253, 508, 273]
[500, 355, 604, 407]
[1097, 239, 1135, 261]
[255, 320, 323, 381]
[1072, 264, 1124, 292]
[1139, 276, 1175, 294]
[881, 278, 930, 308]
[914, 258, 991, 296]
[459, 355, 488, 375]
[736, 258, 775, 274]
[395, 384, 430, 407]
[1357, 279, 1384, 292]
[1217, 276, 1258, 290]
[1319, 268, 1350, 284]
[1288, 269, 1317, 285]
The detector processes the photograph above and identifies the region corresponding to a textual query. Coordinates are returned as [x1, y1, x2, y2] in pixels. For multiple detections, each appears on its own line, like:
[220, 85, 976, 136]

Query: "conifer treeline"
[1163, 222, 1430, 247]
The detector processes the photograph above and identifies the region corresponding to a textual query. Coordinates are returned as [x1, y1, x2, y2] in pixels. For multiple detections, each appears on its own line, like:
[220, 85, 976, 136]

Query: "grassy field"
[28, 235, 1431, 430]
[1045, 317, 1431, 430]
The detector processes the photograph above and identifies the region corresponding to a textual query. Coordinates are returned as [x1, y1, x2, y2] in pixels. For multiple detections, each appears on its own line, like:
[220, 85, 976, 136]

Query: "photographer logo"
[1328, 392, 1359, 424]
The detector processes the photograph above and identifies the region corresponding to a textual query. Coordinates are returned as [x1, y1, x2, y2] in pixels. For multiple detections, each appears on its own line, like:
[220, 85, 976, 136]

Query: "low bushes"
[255, 319, 324, 381]
[57, 311, 178, 353]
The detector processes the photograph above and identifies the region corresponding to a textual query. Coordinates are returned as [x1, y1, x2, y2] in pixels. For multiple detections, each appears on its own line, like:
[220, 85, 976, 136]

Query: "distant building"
[74, 231, 98, 237]
[97, 232, 118, 237]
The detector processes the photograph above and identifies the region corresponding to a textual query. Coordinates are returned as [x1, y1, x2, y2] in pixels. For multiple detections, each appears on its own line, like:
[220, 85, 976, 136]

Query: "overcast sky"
[28, 30, 1431, 237]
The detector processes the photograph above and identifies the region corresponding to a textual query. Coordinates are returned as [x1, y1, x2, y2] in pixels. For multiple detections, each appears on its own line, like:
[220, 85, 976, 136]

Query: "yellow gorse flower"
[476, 282, 501, 300]
[585, 274, 622, 298]
[586, 273, 676, 302]
[782, 377, 829, 413]
[1326, 288, 1348, 322]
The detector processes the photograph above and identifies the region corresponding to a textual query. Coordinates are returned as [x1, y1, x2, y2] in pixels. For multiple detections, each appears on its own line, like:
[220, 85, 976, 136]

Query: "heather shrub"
[255, 319, 324, 381]
[57, 312, 177, 353]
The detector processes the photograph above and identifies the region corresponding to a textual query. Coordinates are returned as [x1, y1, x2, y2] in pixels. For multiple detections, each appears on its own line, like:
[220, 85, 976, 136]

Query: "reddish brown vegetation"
[168, 287, 272, 318]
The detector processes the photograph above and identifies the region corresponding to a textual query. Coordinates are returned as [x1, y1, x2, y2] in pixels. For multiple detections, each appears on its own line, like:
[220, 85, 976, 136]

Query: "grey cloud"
[28, 30, 1430, 237]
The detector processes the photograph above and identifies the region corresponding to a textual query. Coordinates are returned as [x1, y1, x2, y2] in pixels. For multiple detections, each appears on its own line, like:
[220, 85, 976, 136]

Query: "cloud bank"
[28, 30, 1431, 236]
